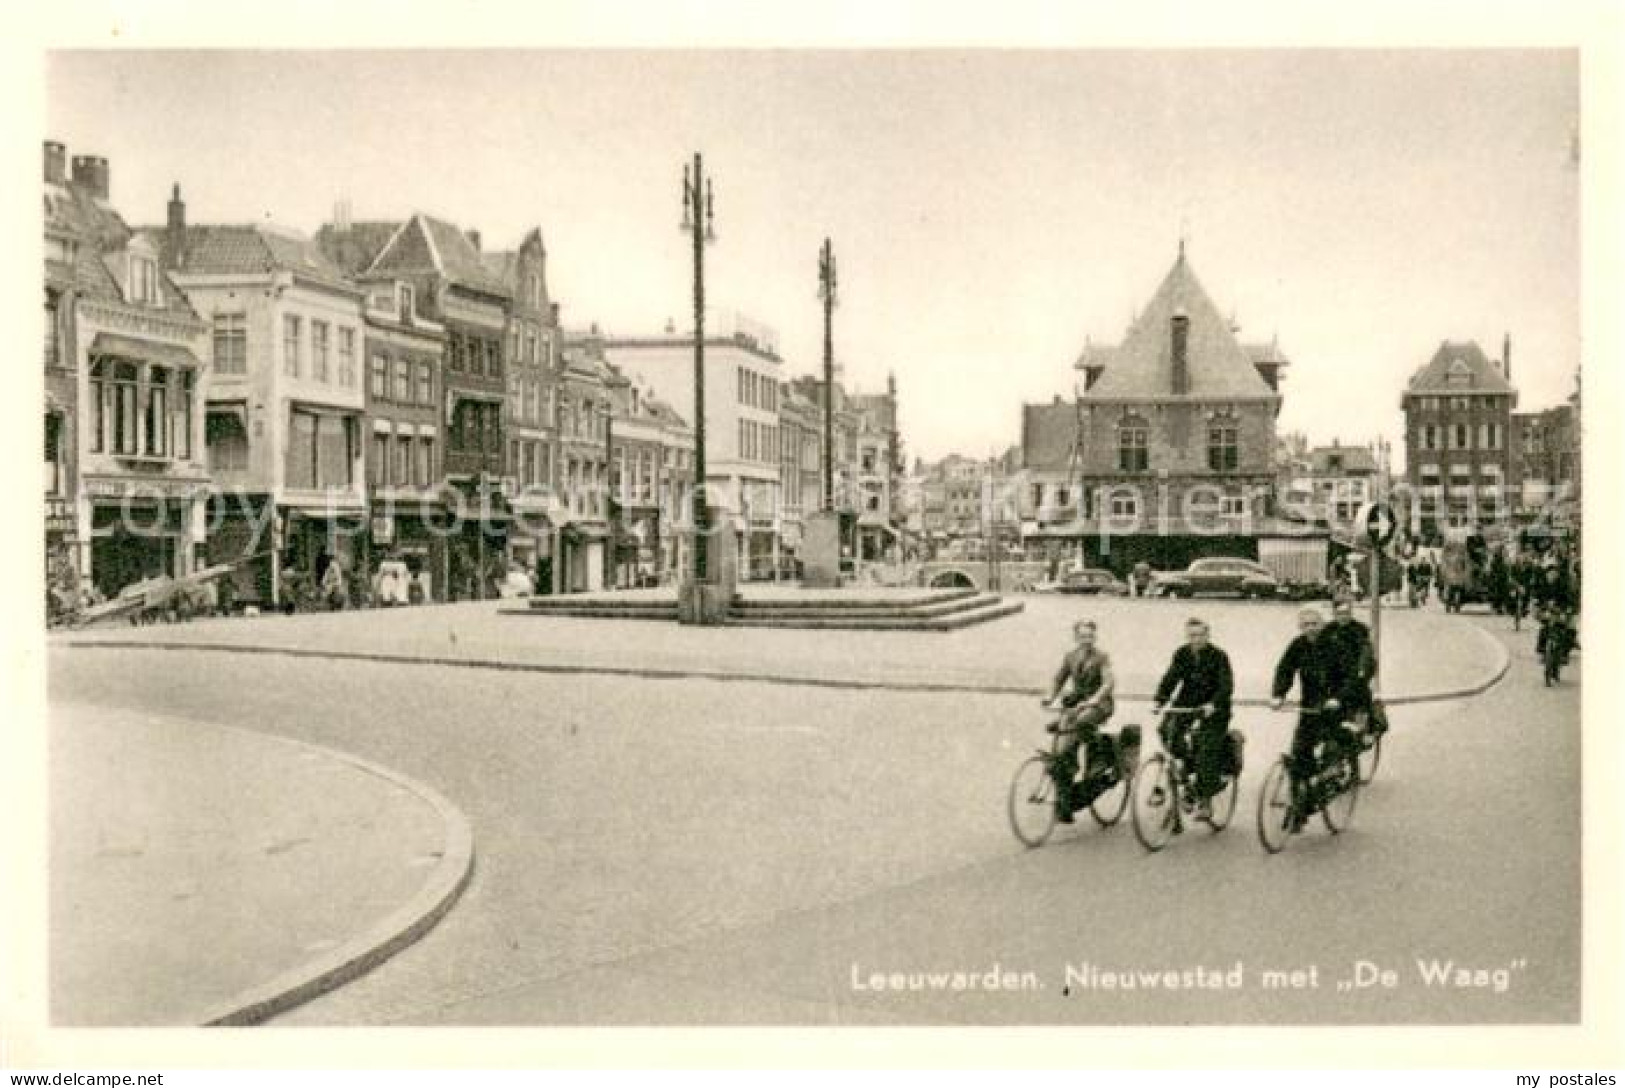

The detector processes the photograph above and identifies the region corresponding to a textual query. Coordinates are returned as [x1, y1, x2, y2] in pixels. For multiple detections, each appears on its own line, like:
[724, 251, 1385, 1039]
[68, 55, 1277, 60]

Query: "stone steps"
[514, 586, 1023, 630]
[724, 596, 1023, 632]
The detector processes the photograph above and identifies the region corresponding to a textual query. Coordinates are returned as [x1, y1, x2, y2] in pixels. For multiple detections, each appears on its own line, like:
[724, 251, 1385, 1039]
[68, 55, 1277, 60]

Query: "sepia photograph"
[7, 3, 1623, 1074]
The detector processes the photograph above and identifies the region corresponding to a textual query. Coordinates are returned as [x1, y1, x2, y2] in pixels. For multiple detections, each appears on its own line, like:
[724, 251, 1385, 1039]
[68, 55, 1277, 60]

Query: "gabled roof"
[364, 214, 512, 297]
[1080, 253, 1280, 400]
[157, 223, 353, 293]
[314, 220, 405, 278]
[479, 250, 518, 284]
[1022, 401, 1079, 472]
[1308, 445, 1378, 476]
[49, 183, 194, 315]
[1406, 340, 1515, 395]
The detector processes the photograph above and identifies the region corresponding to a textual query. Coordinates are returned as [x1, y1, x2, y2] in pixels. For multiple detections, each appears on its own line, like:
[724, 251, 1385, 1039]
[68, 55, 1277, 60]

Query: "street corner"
[47, 704, 474, 1026]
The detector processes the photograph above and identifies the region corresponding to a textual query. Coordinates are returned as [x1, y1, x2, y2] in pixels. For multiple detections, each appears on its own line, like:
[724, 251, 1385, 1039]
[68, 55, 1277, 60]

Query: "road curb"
[58, 625, 1511, 706]
[189, 725, 475, 1027]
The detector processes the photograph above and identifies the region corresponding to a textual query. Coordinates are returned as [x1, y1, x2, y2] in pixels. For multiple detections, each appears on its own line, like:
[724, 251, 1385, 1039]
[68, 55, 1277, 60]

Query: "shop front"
[368, 500, 449, 603]
[558, 520, 609, 593]
[82, 479, 206, 599]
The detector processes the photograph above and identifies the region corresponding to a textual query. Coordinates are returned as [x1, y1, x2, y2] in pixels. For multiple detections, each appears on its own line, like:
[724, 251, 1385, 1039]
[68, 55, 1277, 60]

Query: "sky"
[45, 49, 1579, 466]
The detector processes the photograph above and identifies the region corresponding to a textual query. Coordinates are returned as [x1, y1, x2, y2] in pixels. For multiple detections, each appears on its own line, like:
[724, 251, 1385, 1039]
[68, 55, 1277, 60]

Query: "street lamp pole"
[604, 400, 615, 590]
[818, 238, 837, 515]
[682, 154, 716, 583]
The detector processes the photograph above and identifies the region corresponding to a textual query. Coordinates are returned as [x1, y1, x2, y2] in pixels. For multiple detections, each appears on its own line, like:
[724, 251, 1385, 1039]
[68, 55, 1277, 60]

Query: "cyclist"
[1532, 563, 1578, 665]
[1324, 597, 1384, 736]
[1152, 617, 1234, 810]
[1270, 606, 1345, 831]
[1044, 619, 1116, 823]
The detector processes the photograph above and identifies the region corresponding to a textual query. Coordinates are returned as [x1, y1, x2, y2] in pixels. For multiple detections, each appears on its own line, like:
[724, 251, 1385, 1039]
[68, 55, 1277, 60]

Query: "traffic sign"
[1358, 502, 1396, 547]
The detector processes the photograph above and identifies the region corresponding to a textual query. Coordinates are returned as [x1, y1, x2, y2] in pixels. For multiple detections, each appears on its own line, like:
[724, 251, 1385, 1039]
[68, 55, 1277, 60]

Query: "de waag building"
[1022, 248, 1313, 574]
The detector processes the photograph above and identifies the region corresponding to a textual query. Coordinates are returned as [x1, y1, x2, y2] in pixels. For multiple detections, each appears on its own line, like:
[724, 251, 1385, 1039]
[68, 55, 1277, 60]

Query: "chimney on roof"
[466, 229, 481, 252]
[70, 154, 109, 200]
[1171, 308, 1191, 395]
[165, 183, 187, 269]
[333, 199, 351, 233]
[1503, 333, 1512, 384]
[43, 141, 66, 185]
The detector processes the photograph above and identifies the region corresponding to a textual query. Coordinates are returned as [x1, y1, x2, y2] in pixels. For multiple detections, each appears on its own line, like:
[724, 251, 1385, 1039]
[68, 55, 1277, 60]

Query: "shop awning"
[89, 332, 201, 370]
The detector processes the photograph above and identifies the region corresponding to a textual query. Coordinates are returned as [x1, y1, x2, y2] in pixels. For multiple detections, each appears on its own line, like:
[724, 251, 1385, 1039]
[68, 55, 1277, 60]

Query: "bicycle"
[1256, 704, 1360, 854]
[1538, 607, 1574, 687]
[1128, 706, 1244, 852]
[1007, 700, 1142, 848]
[1346, 698, 1386, 786]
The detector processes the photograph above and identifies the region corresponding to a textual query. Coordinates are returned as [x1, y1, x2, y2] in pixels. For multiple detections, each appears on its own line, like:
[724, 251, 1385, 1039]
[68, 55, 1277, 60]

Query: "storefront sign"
[83, 477, 207, 502]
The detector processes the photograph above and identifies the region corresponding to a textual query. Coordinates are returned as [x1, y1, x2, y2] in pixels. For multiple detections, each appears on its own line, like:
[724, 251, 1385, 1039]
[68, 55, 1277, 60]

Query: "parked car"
[1036, 568, 1130, 596]
[1151, 557, 1283, 599]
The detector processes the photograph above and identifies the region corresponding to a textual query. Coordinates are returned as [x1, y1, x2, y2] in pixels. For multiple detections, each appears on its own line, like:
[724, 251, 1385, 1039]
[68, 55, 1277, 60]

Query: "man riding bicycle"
[1271, 606, 1351, 830]
[1324, 597, 1384, 736]
[1044, 619, 1116, 823]
[1152, 617, 1234, 808]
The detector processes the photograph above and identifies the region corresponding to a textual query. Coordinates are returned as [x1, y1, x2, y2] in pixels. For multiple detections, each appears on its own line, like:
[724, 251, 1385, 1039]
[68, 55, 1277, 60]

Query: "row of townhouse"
[42, 142, 908, 605]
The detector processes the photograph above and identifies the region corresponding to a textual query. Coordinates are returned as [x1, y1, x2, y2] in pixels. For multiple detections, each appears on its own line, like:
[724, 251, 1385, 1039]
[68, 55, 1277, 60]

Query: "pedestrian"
[322, 558, 348, 611]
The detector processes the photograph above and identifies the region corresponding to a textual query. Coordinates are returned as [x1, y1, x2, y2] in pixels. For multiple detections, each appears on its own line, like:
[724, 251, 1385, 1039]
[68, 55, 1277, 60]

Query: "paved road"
[47, 612, 1577, 1025]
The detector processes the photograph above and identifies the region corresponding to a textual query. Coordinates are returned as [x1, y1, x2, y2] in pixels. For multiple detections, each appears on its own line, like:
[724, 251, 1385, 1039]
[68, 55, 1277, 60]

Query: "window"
[212, 313, 247, 375]
[398, 284, 415, 323]
[1207, 418, 1238, 472]
[112, 361, 138, 455]
[487, 338, 502, 378]
[509, 328, 521, 368]
[448, 334, 464, 372]
[418, 437, 433, 487]
[207, 412, 249, 474]
[417, 362, 432, 407]
[1453, 423, 1470, 450]
[312, 321, 330, 382]
[44, 292, 59, 368]
[1421, 424, 1439, 451]
[1108, 491, 1139, 517]
[1450, 395, 1472, 411]
[283, 315, 302, 377]
[1446, 362, 1472, 389]
[525, 331, 537, 366]
[394, 359, 411, 403]
[89, 360, 107, 453]
[370, 354, 389, 400]
[143, 366, 169, 457]
[527, 273, 541, 308]
[287, 410, 317, 489]
[1221, 495, 1247, 516]
[394, 435, 411, 486]
[1481, 422, 1502, 450]
[369, 432, 387, 487]
[1118, 417, 1149, 473]
[338, 328, 356, 387]
[174, 371, 194, 460]
[130, 255, 160, 305]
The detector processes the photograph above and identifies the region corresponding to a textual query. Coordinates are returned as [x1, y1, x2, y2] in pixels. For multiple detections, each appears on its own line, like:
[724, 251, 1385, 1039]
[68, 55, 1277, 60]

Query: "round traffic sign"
[1358, 501, 1396, 547]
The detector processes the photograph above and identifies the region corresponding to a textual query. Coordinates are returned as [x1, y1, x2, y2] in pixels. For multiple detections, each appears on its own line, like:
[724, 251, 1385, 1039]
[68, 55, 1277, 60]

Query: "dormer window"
[129, 254, 160, 305]
[398, 283, 415, 323]
[1446, 359, 1473, 388]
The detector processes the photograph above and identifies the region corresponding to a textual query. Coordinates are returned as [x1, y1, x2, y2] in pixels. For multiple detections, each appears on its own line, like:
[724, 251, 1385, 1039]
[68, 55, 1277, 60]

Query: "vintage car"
[1035, 567, 1130, 596]
[1151, 557, 1283, 599]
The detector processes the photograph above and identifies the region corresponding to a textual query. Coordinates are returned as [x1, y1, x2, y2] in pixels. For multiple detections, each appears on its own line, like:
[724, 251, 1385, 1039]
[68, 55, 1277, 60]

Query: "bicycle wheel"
[1130, 754, 1176, 852]
[1203, 771, 1239, 832]
[1090, 768, 1131, 828]
[1257, 757, 1293, 854]
[1007, 755, 1057, 848]
[1357, 729, 1382, 785]
[1321, 753, 1360, 834]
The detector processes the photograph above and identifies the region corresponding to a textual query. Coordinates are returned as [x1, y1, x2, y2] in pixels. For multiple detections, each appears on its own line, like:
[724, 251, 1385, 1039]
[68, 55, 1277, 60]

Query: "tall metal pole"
[818, 238, 837, 514]
[683, 154, 715, 582]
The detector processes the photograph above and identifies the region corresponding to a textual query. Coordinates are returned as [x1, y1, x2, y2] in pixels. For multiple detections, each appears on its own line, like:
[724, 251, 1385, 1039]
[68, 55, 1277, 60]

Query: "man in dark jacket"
[1153, 617, 1234, 802]
[1271, 607, 1346, 827]
[1324, 598, 1381, 733]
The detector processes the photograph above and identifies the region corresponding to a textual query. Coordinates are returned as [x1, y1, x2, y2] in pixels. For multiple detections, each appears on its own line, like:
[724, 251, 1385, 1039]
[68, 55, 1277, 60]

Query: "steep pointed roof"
[1406, 340, 1514, 395]
[1081, 253, 1279, 400]
[364, 214, 511, 297]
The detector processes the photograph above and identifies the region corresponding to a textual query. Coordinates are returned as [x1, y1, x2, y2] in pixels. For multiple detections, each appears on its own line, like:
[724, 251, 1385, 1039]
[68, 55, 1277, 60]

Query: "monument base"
[800, 511, 843, 588]
[677, 509, 738, 625]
